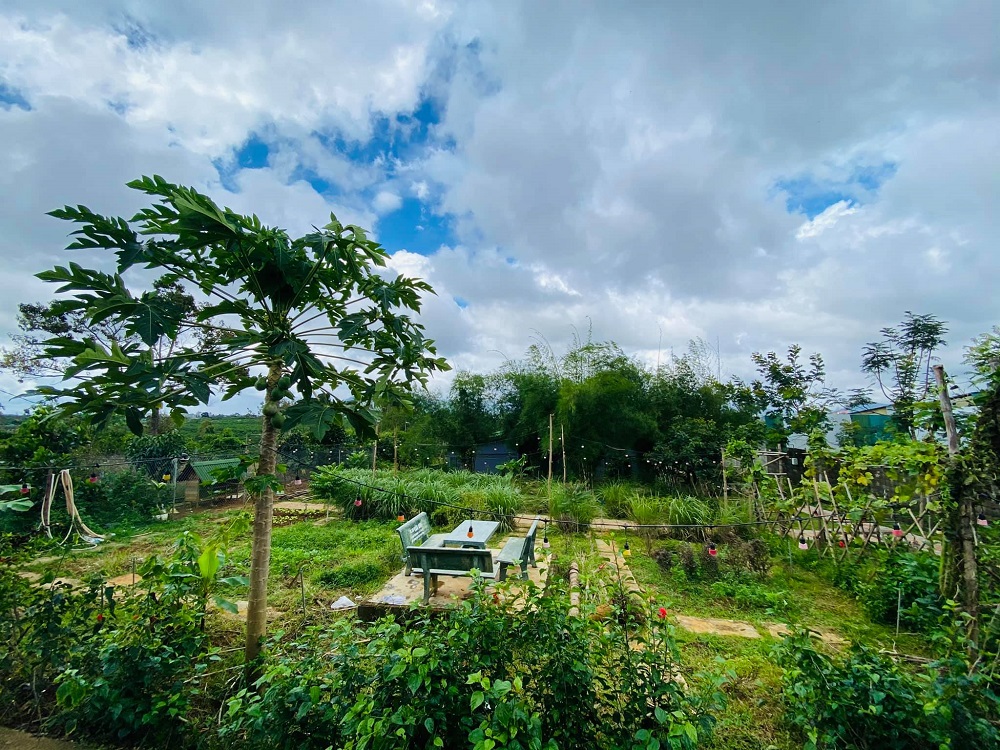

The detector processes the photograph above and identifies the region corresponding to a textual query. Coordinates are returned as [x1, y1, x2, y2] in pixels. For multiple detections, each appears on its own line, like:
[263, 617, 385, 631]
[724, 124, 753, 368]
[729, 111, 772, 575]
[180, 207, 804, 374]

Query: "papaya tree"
[33, 175, 449, 663]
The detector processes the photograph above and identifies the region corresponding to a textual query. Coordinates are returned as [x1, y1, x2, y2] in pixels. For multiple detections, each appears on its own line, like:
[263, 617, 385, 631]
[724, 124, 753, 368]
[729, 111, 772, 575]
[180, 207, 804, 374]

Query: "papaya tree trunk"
[245, 363, 281, 667]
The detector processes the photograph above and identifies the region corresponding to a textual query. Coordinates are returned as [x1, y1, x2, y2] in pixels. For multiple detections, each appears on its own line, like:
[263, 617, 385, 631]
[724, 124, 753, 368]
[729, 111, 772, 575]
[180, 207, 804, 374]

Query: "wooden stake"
[721, 449, 729, 503]
[561, 423, 567, 483]
[547, 413, 554, 498]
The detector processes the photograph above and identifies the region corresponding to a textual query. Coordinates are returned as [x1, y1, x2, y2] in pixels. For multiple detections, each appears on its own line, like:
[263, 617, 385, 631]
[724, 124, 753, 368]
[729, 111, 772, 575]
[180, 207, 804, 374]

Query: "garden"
[1, 179, 999, 748]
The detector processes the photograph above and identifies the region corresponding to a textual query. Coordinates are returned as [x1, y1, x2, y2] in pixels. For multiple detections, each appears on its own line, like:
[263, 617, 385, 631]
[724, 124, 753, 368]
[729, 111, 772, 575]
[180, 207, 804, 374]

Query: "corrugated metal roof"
[180, 459, 241, 483]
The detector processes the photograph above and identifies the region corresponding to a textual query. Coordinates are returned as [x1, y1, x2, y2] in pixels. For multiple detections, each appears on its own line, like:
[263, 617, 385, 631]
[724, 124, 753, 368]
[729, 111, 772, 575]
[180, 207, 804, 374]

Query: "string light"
[20, 482, 29, 495]
[543, 522, 550, 548]
[354, 497, 362, 507]
[798, 535, 808, 550]
[397, 513, 406, 523]
[294, 474, 303, 486]
[837, 538, 846, 548]
[978, 513, 989, 527]
[892, 522, 903, 538]
[162, 472, 172, 482]
[467, 523, 474, 539]
[89, 464, 100, 484]
[708, 542, 717, 557]
[622, 526, 631, 557]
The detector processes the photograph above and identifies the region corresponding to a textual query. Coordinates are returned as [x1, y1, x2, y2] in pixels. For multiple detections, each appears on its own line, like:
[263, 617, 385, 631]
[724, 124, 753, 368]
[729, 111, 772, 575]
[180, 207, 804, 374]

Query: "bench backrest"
[407, 546, 495, 575]
[525, 517, 540, 547]
[398, 512, 433, 551]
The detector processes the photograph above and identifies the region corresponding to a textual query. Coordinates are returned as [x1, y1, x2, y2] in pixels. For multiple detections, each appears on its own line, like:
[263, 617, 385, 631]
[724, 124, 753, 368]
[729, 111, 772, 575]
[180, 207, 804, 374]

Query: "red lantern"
[354, 497, 362, 507]
[892, 522, 903, 538]
[798, 535, 808, 551]
[708, 543, 717, 557]
[467, 524, 474, 539]
[294, 474, 303, 486]
[19, 482, 29, 495]
[978, 513, 989, 527]
[397, 513, 406, 523]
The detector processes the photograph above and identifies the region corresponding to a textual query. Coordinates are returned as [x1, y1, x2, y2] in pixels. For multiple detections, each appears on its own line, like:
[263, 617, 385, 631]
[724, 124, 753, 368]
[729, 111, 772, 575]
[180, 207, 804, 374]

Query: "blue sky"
[0, 0, 996, 412]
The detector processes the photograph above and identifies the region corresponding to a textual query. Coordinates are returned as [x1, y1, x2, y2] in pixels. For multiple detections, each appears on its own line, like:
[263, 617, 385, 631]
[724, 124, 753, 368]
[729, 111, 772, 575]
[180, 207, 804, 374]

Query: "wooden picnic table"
[443, 519, 499, 549]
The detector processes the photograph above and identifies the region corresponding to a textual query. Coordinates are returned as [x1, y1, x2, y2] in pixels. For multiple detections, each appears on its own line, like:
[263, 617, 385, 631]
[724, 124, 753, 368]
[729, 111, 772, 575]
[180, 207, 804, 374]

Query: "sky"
[0, 0, 997, 414]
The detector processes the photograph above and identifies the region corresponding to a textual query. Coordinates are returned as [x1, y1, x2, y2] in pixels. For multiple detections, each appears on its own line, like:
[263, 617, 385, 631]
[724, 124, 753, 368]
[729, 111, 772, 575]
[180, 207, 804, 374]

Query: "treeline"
[391, 338, 764, 487]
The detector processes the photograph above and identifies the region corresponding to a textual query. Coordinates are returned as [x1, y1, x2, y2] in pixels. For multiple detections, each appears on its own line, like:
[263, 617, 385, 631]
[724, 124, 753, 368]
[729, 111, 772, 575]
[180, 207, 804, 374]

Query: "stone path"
[675, 615, 761, 639]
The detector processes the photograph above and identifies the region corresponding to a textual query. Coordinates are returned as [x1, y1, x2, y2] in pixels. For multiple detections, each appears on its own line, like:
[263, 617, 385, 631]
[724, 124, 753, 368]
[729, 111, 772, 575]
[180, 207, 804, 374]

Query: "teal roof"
[183, 459, 241, 483]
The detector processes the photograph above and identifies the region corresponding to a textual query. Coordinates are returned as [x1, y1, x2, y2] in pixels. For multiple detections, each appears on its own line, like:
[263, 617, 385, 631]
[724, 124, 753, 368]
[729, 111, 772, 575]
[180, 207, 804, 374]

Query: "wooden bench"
[397, 512, 448, 576]
[496, 517, 540, 581]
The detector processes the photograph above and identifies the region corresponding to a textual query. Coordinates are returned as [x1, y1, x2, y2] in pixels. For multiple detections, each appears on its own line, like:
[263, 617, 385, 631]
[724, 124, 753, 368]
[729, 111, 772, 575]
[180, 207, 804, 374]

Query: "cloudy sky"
[1, 0, 997, 412]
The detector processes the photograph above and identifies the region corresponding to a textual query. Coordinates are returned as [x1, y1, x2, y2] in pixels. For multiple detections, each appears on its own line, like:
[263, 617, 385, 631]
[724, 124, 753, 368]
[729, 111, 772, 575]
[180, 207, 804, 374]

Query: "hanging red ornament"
[892, 522, 903, 538]
[467, 523, 475, 539]
[978, 513, 989, 527]
[837, 538, 846, 548]
[397, 513, 406, 523]
[708, 543, 717, 557]
[798, 535, 808, 551]
[354, 497, 362, 507]
[20, 482, 29, 495]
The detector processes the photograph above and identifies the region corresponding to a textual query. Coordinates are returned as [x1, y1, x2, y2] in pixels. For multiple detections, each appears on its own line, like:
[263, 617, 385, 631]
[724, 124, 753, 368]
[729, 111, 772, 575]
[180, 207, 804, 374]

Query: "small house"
[474, 441, 519, 474]
[177, 458, 244, 505]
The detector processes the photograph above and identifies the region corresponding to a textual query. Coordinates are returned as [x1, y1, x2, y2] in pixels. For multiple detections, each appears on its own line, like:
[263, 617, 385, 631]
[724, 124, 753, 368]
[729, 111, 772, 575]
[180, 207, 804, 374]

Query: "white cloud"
[0, 0, 998, 411]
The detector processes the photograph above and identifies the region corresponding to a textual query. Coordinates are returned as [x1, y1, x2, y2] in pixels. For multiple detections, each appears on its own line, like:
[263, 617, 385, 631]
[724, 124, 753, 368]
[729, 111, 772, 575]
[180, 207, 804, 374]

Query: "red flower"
[96, 613, 104, 623]
[657, 607, 667, 619]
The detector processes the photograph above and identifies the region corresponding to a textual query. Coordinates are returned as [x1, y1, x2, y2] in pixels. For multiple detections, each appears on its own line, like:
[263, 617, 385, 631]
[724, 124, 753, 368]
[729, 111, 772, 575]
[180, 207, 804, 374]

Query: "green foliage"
[838, 549, 944, 633]
[218, 582, 726, 750]
[774, 621, 999, 749]
[710, 573, 796, 617]
[750, 345, 841, 448]
[0, 530, 246, 743]
[862, 312, 948, 437]
[311, 467, 522, 524]
[315, 560, 386, 589]
[549, 482, 600, 530]
[74, 468, 172, 526]
[598, 480, 642, 519]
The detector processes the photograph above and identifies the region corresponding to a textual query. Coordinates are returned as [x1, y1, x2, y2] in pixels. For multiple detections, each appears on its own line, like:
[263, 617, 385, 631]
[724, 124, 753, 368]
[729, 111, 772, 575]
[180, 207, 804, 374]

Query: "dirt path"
[0, 727, 90, 749]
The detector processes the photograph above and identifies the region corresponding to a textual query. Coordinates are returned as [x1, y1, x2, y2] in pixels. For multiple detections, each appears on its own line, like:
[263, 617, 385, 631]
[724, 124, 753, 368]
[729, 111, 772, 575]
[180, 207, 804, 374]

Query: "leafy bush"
[710, 573, 795, 616]
[219, 580, 727, 750]
[74, 468, 171, 526]
[549, 482, 601, 530]
[774, 624, 1000, 749]
[1, 531, 245, 744]
[722, 538, 772, 578]
[628, 495, 663, 553]
[124, 431, 187, 480]
[856, 549, 943, 633]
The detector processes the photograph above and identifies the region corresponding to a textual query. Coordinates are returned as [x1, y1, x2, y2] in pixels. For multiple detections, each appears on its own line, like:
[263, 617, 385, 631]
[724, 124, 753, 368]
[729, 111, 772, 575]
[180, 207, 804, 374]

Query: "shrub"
[219, 581, 727, 750]
[856, 549, 943, 633]
[710, 573, 795, 616]
[75, 469, 171, 526]
[598, 480, 643, 519]
[661, 495, 711, 538]
[628, 495, 664, 553]
[774, 624, 999, 749]
[549, 483, 600, 530]
[678, 543, 699, 579]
